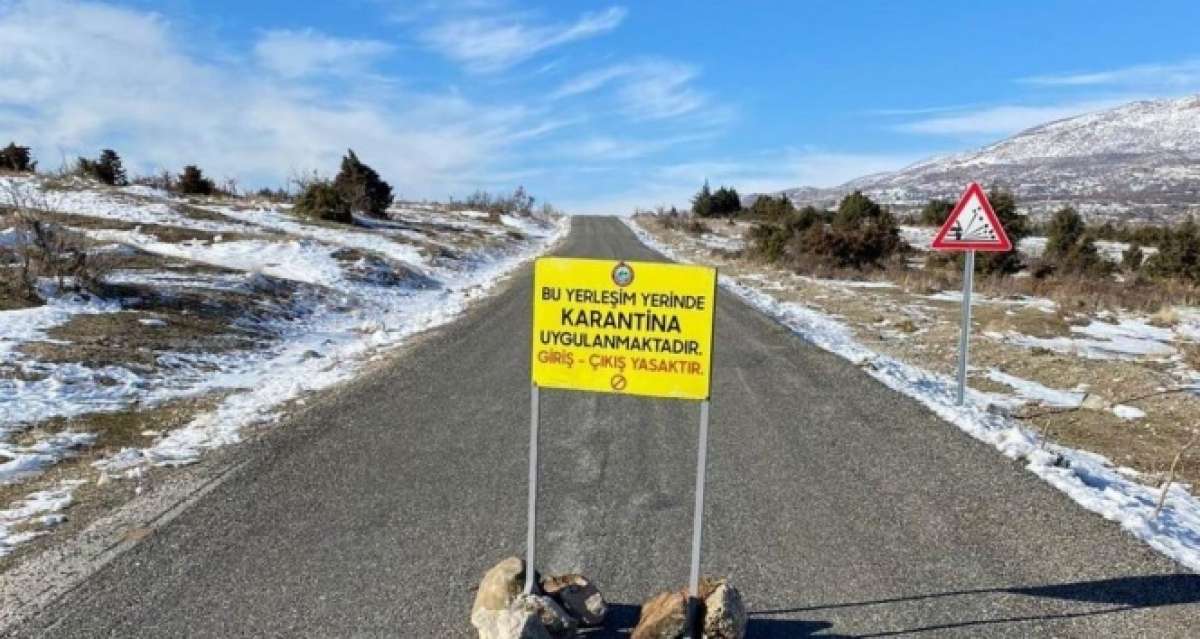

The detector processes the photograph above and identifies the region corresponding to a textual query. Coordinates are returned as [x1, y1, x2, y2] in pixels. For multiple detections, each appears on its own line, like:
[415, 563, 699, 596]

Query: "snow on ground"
[924, 290, 1058, 314]
[625, 216, 1200, 573]
[697, 232, 745, 252]
[986, 369, 1085, 408]
[0, 177, 567, 556]
[987, 318, 1180, 361]
[0, 481, 82, 557]
[901, 225, 1158, 262]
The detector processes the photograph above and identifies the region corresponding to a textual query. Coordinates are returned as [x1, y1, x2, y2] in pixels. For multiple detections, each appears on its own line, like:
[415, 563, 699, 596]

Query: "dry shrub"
[657, 214, 710, 235]
[1, 184, 112, 304]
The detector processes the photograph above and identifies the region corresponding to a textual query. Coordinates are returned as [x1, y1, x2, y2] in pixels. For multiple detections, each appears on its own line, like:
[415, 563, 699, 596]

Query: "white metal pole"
[956, 251, 975, 405]
[524, 383, 540, 594]
[688, 400, 710, 596]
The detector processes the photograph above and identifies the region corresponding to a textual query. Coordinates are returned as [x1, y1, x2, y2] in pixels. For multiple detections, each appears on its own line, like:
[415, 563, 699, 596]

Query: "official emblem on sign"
[611, 261, 635, 287]
[931, 182, 1013, 252]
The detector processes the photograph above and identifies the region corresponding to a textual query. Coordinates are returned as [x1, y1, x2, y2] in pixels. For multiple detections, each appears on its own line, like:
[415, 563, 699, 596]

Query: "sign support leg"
[524, 382, 540, 594]
[686, 399, 711, 637]
[956, 251, 975, 405]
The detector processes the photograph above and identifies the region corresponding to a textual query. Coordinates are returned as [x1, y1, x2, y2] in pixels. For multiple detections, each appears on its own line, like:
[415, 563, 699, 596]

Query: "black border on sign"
[704, 266, 717, 401]
[529, 256, 719, 401]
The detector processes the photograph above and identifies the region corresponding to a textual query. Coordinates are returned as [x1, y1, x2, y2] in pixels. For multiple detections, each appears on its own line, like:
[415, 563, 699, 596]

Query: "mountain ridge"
[758, 95, 1200, 222]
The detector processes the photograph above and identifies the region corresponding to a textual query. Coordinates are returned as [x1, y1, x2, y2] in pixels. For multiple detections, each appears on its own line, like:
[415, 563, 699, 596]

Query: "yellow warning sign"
[532, 257, 717, 400]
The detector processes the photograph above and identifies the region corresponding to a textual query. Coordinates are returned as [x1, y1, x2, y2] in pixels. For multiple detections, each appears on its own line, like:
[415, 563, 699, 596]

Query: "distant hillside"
[756, 95, 1200, 222]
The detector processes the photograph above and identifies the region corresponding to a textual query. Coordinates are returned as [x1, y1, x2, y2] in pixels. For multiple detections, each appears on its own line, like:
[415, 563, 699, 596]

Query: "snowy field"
[627, 215, 1200, 573]
[0, 176, 566, 558]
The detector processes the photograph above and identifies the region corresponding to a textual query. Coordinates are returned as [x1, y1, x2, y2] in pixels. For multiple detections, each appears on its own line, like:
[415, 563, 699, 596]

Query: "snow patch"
[624, 216, 1200, 573]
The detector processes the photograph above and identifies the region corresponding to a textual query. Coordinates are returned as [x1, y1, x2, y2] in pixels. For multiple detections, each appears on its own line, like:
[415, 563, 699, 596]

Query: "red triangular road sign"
[931, 182, 1012, 252]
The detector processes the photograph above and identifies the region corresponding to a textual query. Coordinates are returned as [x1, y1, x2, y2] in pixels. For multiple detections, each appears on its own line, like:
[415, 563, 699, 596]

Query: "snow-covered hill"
[764, 95, 1200, 222]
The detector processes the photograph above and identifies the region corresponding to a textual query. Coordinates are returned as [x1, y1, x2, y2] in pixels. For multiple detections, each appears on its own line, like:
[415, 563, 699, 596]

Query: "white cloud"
[552, 59, 715, 121]
[895, 99, 1134, 137]
[253, 29, 394, 78]
[1022, 59, 1200, 88]
[421, 6, 626, 73]
[561, 132, 713, 161]
[0, 0, 551, 198]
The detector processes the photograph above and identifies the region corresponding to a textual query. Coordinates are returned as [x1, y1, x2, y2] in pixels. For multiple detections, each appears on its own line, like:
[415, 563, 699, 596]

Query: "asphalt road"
[14, 217, 1200, 638]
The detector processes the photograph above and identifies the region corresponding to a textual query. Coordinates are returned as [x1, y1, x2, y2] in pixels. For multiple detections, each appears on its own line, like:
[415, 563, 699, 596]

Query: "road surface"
[13, 217, 1200, 637]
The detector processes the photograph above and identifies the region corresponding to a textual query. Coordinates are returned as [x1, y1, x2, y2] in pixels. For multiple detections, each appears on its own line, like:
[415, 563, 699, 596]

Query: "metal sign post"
[526, 257, 719, 619]
[956, 251, 975, 405]
[524, 382, 540, 594]
[686, 399, 711, 638]
[930, 183, 1013, 407]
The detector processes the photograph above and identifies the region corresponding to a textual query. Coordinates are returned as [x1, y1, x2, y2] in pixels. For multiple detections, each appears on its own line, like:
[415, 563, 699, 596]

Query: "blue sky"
[3, 1, 1200, 213]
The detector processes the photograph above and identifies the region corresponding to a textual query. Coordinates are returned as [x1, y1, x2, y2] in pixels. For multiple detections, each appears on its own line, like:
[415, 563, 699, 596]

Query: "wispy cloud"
[560, 132, 714, 162]
[421, 6, 626, 73]
[894, 98, 1134, 137]
[0, 0, 550, 197]
[254, 29, 394, 78]
[552, 59, 717, 122]
[1021, 59, 1200, 88]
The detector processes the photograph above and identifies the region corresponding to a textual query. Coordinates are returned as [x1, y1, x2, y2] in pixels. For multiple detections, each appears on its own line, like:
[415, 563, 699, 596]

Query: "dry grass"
[641, 218, 1200, 496]
[17, 308, 264, 370]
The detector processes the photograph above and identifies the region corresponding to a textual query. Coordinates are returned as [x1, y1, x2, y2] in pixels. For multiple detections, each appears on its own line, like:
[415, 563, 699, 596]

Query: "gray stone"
[631, 589, 687, 639]
[514, 593, 577, 639]
[541, 574, 607, 627]
[472, 557, 526, 615]
[703, 580, 747, 639]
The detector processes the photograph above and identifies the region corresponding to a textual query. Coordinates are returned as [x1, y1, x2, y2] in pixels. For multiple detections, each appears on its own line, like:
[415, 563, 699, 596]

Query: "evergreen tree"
[832, 190, 885, 229]
[1121, 242, 1145, 272]
[1045, 207, 1087, 260]
[1039, 207, 1109, 276]
[919, 198, 953, 226]
[0, 143, 35, 172]
[711, 186, 742, 217]
[977, 188, 1029, 275]
[691, 180, 714, 217]
[334, 149, 393, 218]
[78, 149, 127, 185]
[176, 165, 215, 195]
[295, 181, 352, 224]
[1145, 217, 1200, 282]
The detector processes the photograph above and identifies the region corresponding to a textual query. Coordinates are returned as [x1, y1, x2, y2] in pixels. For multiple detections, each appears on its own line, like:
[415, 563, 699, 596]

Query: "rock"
[1081, 393, 1111, 411]
[514, 593, 577, 639]
[470, 606, 551, 639]
[702, 580, 747, 639]
[632, 578, 747, 639]
[471, 593, 576, 639]
[473, 557, 527, 615]
[631, 589, 687, 639]
[541, 574, 607, 627]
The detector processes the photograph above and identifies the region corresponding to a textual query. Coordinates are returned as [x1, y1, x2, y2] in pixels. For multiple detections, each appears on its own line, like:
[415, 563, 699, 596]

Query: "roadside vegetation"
[634, 181, 1200, 506]
[0, 140, 564, 568]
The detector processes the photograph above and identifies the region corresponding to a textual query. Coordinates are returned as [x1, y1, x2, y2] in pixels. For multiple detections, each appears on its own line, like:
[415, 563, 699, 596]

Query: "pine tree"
[1145, 217, 1200, 282]
[1045, 207, 1086, 260]
[78, 149, 127, 185]
[919, 199, 952, 226]
[0, 143, 35, 172]
[295, 181, 352, 224]
[176, 165, 215, 195]
[691, 180, 714, 217]
[711, 186, 742, 217]
[977, 189, 1028, 275]
[1121, 242, 1144, 272]
[832, 190, 884, 229]
[334, 149, 393, 218]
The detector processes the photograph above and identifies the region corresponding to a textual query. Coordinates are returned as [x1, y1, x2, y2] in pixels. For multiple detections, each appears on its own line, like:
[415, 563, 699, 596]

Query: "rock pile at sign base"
[631, 577, 747, 639]
[470, 557, 608, 639]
